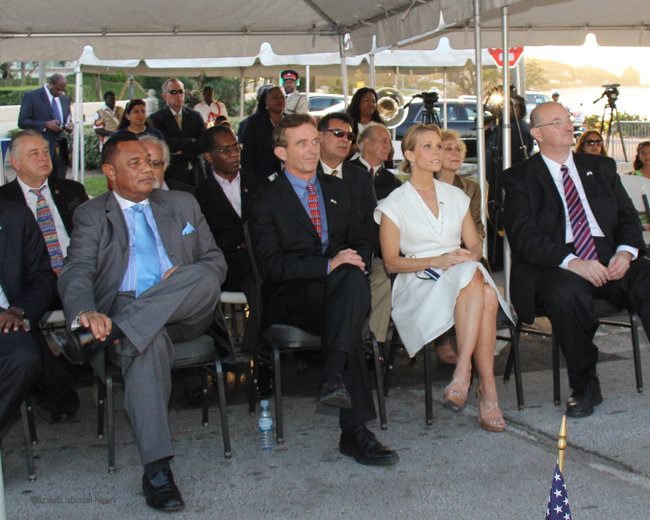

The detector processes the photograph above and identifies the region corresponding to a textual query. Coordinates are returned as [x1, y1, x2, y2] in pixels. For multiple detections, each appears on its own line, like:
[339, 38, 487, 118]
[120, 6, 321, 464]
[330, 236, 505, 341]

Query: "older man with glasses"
[149, 78, 206, 186]
[503, 101, 650, 418]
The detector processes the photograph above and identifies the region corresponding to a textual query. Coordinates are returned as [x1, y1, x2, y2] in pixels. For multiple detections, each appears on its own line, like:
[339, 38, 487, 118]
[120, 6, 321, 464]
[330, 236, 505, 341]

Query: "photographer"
[18, 73, 73, 178]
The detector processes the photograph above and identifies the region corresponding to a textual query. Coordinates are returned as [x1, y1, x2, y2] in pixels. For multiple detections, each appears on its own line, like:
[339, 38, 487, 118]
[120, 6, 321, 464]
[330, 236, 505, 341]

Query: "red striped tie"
[306, 182, 322, 239]
[561, 164, 598, 261]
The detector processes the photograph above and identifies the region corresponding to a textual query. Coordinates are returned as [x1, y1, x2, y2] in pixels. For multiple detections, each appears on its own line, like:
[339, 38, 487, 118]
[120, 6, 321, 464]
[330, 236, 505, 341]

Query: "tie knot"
[307, 182, 316, 194]
[29, 188, 43, 196]
[132, 203, 144, 213]
[560, 164, 569, 175]
[331, 169, 339, 177]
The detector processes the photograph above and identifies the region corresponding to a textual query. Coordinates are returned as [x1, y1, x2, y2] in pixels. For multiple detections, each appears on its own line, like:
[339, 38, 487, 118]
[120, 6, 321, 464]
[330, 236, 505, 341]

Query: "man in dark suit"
[196, 126, 268, 349]
[149, 78, 206, 186]
[503, 102, 650, 418]
[48, 134, 228, 512]
[349, 122, 402, 201]
[0, 201, 58, 432]
[1, 129, 89, 421]
[18, 73, 72, 178]
[249, 114, 398, 466]
[316, 113, 391, 346]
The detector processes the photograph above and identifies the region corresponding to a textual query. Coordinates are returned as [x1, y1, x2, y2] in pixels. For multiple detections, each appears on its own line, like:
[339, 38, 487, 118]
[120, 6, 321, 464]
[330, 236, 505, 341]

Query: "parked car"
[394, 99, 483, 157]
[308, 94, 344, 112]
[525, 91, 551, 118]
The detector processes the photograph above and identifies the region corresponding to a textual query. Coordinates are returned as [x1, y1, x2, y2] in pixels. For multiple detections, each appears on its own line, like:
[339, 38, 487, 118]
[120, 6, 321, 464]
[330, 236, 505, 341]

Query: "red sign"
[489, 47, 524, 68]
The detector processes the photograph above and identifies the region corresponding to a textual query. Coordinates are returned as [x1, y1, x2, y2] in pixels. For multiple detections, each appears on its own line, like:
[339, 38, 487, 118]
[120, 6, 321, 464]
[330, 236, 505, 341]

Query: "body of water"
[556, 86, 650, 119]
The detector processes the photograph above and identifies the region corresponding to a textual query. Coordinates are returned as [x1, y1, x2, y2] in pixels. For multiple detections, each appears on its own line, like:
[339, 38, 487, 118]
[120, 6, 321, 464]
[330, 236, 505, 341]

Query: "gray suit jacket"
[58, 189, 227, 321]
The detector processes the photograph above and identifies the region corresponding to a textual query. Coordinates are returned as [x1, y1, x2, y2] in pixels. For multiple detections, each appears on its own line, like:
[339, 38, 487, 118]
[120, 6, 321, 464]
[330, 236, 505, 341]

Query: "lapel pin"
[55, 190, 60, 194]
[244, 189, 249, 193]
[330, 199, 337, 204]
[586, 171, 593, 176]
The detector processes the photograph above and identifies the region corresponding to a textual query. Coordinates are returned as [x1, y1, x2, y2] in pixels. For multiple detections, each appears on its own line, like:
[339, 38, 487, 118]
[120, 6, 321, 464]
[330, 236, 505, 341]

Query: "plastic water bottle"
[259, 399, 274, 451]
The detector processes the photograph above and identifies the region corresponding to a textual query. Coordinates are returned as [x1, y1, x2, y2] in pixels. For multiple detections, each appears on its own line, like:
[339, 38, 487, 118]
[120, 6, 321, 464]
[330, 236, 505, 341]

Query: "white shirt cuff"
[616, 245, 638, 260]
[560, 253, 579, 270]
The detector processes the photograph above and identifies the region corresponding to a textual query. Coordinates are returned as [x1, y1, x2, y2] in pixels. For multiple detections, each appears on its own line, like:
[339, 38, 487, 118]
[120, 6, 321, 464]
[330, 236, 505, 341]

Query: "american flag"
[545, 463, 572, 519]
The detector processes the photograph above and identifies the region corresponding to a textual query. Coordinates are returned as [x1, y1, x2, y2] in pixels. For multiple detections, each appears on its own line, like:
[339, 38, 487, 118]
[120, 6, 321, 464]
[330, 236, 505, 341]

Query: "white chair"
[617, 162, 635, 175]
[219, 292, 248, 345]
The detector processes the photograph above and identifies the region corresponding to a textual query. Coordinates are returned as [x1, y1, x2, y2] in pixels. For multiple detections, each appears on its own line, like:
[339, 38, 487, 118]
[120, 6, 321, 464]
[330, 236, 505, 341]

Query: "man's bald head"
[359, 123, 392, 166]
[48, 73, 67, 97]
[530, 102, 574, 160]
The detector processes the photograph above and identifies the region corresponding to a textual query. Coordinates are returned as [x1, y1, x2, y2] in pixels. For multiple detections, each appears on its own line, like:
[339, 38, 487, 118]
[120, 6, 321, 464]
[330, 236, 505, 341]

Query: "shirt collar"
[285, 169, 318, 190]
[214, 171, 241, 187]
[359, 156, 382, 171]
[17, 175, 48, 196]
[169, 106, 182, 118]
[541, 151, 576, 181]
[112, 190, 150, 210]
[320, 160, 343, 178]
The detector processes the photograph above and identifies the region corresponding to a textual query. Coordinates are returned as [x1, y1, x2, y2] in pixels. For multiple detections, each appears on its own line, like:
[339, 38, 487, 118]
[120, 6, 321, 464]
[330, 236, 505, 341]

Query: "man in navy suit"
[18, 74, 72, 178]
[0, 200, 58, 432]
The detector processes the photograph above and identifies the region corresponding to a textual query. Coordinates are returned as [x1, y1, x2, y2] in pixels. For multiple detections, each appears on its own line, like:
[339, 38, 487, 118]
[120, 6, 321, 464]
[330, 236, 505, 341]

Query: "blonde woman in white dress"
[375, 123, 512, 432]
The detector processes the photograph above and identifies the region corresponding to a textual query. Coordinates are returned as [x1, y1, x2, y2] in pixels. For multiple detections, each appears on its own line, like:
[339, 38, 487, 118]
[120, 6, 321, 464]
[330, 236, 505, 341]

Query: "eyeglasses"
[325, 128, 355, 141]
[164, 89, 184, 96]
[585, 140, 603, 146]
[535, 115, 573, 128]
[213, 143, 243, 155]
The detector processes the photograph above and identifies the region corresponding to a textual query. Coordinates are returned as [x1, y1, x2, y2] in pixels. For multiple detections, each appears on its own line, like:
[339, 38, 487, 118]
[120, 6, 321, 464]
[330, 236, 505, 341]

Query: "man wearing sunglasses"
[503, 102, 650, 418]
[317, 112, 392, 348]
[149, 78, 206, 186]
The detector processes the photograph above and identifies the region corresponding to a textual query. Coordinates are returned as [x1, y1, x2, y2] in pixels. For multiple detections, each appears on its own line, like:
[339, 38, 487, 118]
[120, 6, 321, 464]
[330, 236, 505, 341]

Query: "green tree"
[619, 66, 641, 86]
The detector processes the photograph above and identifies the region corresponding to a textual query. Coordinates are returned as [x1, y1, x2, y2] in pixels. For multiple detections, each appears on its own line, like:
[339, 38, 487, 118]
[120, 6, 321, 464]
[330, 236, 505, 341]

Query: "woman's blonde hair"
[439, 128, 467, 162]
[399, 123, 441, 174]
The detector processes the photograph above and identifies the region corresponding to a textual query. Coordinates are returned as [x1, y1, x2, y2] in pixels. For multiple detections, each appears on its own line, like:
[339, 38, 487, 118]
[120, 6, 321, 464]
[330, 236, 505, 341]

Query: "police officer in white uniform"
[281, 70, 309, 116]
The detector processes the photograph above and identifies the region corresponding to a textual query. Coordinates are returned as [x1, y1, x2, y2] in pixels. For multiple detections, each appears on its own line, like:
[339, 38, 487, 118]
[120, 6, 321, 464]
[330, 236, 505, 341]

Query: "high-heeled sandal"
[443, 376, 470, 412]
[434, 341, 458, 365]
[476, 389, 506, 433]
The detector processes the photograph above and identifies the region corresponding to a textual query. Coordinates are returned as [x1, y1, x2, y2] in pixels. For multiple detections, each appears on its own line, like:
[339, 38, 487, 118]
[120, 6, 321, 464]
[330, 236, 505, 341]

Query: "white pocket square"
[182, 222, 196, 235]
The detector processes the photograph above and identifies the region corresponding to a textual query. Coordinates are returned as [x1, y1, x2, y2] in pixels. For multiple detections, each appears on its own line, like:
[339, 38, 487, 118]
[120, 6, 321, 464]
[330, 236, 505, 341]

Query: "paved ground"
[2, 274, 650, 519]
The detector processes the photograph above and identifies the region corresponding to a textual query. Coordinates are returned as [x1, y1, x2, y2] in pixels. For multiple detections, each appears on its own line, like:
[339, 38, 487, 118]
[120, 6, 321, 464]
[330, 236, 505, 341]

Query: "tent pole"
[305, 64, 310, 101]
[0, 449, 6, 520]
[339, 35, 349, 108]
[501, 6, 512, 304]
[369, 53, 375, 89]
[72, 60, 82, 183]
[473, 0, 487, 260]
[239, 68, 245, 119]
[443, 68, 448, 129]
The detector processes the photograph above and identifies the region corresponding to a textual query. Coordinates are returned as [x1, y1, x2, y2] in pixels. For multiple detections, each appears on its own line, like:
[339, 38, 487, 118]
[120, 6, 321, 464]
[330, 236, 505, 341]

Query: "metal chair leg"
[369, 332, 387, 430]
[272, 343, 283, 444]
[508, 322, 525, 410]
[25, 395, 37, 445]
[630, 312, 643, 393]
[20, 402, 36, 481]
[424, 342, 434, 425]
[201, 369, 209, 427]
[552, 337, 561, 406]
[97, 377, 106, 439]
[106, 373, 116, 473]
[248, 341, 262, 415]
[214, 357, 232, 458]
[383, 329, 400, 397]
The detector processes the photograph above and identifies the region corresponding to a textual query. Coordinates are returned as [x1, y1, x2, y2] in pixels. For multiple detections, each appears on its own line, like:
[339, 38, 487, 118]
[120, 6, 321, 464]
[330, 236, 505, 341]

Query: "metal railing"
[605, 121, 650, 163]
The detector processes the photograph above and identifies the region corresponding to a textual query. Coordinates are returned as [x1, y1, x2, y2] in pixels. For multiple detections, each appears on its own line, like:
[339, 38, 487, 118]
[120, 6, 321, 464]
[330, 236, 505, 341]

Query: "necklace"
[413, 184, 445, 235]
[415, 185, 437, 204]
[128, 125, 145, 134]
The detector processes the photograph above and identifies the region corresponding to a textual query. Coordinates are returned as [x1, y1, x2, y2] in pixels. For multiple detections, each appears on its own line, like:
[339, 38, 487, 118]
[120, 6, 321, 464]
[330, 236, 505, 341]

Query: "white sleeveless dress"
[374, 179, 513, 357]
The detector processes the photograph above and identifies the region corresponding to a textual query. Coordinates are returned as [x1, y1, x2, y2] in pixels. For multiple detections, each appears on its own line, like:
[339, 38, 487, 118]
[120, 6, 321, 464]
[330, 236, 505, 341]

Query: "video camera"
[593, 84, 620, 108]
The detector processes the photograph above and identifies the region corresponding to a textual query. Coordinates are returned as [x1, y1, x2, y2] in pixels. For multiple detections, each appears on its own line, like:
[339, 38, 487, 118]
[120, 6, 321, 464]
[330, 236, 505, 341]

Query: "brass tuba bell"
[376, 87, 408, 129]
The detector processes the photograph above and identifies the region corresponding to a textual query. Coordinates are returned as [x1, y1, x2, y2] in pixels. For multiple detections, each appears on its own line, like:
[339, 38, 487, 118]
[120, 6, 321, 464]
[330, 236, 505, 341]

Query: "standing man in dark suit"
[196, 126, 268, 349]
[316, 113, 391, 347]
[349, 123, 402, 201]
[48, 134, 228, 512]
[249, 114, 398, 466]
[149, 78, 206, 186]
[18, 73, 72, 178]
[0, 201, 58, 432]
[503, 102, 650, 418]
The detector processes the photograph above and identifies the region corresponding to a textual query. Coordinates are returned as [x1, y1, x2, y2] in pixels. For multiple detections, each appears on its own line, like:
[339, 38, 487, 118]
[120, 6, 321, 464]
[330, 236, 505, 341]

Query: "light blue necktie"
[51, 98, 63, 125]
[132, 203, 160, 296]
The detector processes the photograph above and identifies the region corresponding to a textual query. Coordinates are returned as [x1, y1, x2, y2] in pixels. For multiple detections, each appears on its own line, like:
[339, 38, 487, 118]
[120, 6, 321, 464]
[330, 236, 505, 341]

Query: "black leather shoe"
[340, 425, 399, 466]
[566, 376, 602, 418]
[45, 328, 99, 365]
[317, 373, 352, 409]
[142, 469, 185, 512]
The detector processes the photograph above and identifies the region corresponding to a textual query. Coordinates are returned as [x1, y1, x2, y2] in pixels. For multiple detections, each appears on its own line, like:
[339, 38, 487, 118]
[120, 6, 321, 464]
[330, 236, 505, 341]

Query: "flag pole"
[557, 415, 568, 473]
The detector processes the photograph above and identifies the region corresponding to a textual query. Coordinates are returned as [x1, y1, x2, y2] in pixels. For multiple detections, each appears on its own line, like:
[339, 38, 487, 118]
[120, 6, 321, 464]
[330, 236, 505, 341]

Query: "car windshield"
[526, 93, 551, 105]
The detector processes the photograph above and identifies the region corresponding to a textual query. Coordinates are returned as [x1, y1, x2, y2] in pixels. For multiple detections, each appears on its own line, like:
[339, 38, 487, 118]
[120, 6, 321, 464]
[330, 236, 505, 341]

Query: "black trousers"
[535, 257, 650, 391]
[0, 328, 42, 431]
[275, 264, 376, 431]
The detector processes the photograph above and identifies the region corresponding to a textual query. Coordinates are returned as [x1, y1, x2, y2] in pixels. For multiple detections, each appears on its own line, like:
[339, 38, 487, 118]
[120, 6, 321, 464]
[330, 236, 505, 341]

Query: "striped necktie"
[175, 113, 182, 130]
[30, 188, 63, 274]
[306, 182, 322, 239]
[561, 164, 598, 261]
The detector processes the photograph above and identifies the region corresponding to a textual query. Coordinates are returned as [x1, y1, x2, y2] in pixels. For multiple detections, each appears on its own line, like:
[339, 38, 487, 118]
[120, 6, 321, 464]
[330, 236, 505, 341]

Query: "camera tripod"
[594, 87, 629, 162]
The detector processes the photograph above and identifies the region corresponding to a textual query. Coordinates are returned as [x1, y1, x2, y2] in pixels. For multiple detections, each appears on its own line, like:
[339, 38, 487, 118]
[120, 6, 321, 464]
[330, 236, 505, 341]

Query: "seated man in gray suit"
[48, 134, 227, 512]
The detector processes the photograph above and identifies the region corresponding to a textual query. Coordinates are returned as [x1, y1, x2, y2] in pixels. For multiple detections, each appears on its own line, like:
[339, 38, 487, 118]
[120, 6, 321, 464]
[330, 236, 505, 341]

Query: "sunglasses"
[164, 89, 184, 96]
[325, 128, 355, 141]
[585, 140, 603, 146]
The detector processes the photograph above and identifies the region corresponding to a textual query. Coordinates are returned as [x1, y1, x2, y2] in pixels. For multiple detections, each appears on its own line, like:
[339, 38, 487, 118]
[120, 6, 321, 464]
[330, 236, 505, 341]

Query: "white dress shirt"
[320, 160, 344, 179]
[541, 152, 638, 268]
[0, 286, 9, 309]
[214, 172, 242, 218]
[193, 101, 228, 124]
[359, 156, 382, 173]
[17, 176, 70, 255]
[43, 85, 67, 125]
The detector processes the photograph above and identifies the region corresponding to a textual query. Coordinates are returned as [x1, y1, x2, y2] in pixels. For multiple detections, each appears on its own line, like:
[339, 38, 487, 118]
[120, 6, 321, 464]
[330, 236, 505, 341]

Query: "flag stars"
[553, 489, 563, 498]
[554, 505, 564, 514]
[554, 473, 562, 481]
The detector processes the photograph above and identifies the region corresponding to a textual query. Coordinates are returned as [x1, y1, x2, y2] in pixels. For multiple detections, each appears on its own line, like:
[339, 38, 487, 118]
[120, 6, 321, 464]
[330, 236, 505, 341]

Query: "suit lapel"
[0, 205, 6, 275]
[48, 178, 73, 234]
[164, 107, 182, 138]
[319, 173, 338, 238]
[105, 192, 129, 250]
[209, 175, 240, 221]
[40, 87, 55, 120]
[240, 175, 255, 220]
[574, 153, 599, 208]
[534, 154, 564, 216]
[277, 173, 320, 239]
[149, 191, 178, 262]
